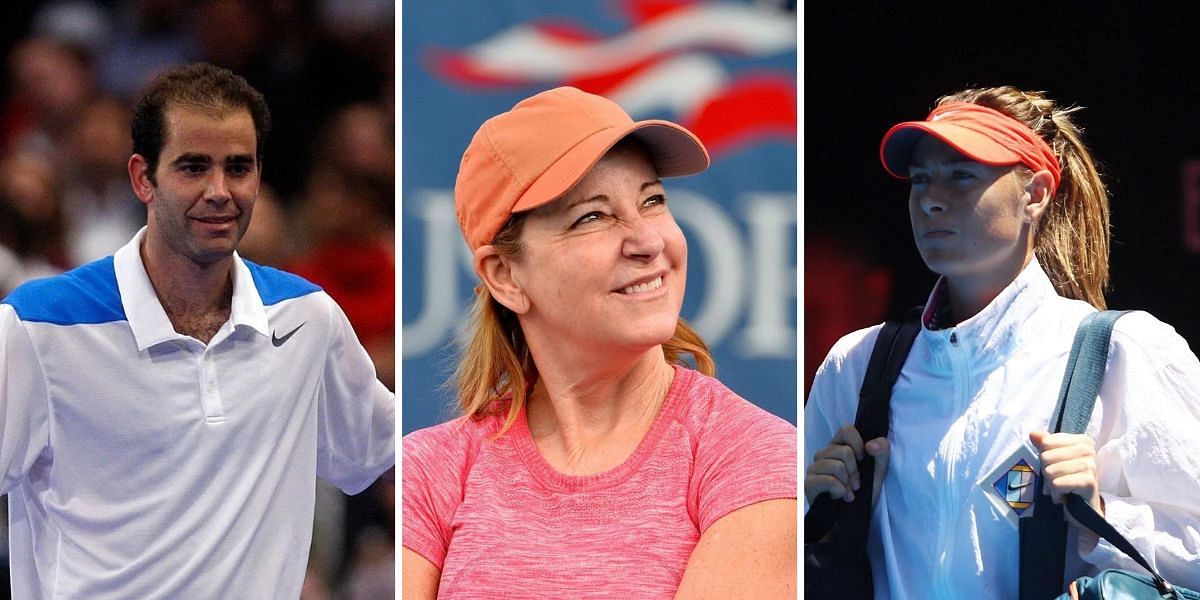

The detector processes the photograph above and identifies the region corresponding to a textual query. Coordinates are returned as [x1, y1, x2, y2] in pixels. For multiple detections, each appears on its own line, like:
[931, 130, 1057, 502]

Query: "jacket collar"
[114, 227, 270, 350]
[918, 258, 1060, 367]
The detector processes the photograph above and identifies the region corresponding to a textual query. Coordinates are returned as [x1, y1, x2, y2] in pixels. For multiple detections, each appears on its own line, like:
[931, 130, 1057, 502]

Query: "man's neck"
[140, 239, 235, 344]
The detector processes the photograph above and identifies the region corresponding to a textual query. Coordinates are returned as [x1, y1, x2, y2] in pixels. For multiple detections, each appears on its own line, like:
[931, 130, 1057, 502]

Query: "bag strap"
[1053, 311, 1178, 596]
[1049, 310, 1130, 435]
[804, 307, 921, 555]
[1064, 495, 1180, 598]
[1021, 310, 1179, 599]
[1021, 310, 1125, 599]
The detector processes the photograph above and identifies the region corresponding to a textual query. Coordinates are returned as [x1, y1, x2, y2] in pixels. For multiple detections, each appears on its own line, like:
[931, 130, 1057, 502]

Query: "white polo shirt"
[0, 230, 395, 599]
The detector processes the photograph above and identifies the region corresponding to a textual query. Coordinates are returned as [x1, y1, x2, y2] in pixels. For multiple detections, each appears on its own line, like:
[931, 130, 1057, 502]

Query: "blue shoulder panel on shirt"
[1, 257, 126, 324]
[244, 260, 322, 306]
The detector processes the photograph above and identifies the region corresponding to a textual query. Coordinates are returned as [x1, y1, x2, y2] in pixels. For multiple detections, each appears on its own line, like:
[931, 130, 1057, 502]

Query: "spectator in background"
[290, 102, 395, 389]
[3, 36, 95, 156]
[61, 96, 144, 265]
[322, 102, 394, 197]
[236, 183, 297, 268]
[95, 0, 197, 100]
[0, 148, 69, 272]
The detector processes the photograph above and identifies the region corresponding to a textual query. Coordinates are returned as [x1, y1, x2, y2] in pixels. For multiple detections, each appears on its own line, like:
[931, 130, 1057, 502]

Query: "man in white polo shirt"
[0, 63, 395, 598]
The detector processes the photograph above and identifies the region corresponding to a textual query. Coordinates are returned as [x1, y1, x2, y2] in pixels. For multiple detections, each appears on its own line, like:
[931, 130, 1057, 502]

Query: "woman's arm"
[674, 498, 796, 600]
[402, 548, 441, 600]
[1082, 315, 1200, 587]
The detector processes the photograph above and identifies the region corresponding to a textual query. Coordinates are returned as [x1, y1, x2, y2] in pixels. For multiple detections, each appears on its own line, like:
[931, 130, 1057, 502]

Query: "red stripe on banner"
[531, 20, 600, 44]
[424, 48, 531, 87]
[685, 74, 797, 155]
[566, 55, 669, 96]
[621, 0, 697, 24]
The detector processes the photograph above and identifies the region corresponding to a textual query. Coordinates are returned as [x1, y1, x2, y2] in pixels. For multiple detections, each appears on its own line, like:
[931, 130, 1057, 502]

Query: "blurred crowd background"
[0, 1, 394, 598]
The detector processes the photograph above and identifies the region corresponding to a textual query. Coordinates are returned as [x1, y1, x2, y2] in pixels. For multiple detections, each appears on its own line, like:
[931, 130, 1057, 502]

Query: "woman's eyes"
[572, 211, 604, 227]
[909, 170, 978, 185]
[570, 196, 667, 228]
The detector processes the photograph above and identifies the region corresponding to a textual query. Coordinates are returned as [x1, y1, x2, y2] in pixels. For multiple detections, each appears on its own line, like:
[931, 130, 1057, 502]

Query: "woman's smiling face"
[506, 140, 687, 356]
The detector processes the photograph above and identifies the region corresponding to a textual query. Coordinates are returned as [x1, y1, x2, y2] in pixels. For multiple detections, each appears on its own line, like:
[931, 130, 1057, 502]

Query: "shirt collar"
[115, 227, 270, 350]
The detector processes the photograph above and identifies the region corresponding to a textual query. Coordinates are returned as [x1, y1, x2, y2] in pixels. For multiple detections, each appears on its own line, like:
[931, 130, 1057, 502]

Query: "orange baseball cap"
[880, 101, 1061, 192]
[454, 86, 710, 251]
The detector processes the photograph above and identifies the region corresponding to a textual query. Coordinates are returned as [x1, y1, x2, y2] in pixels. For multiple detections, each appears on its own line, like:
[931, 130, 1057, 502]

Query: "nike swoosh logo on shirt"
[272, 322, 306, 347]
[1008, 480, 1034, 491]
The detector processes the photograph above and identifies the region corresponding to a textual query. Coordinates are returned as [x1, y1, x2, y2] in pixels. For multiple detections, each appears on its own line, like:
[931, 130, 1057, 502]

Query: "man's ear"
[128, 154, 155, 206]
[1024, 170, 1054, 225]
[473, 245, 530, 314]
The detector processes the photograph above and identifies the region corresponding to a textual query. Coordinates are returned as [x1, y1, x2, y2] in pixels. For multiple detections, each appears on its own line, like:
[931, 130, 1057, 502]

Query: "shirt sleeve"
[0, 304, 51, 495]
[401, 424, 467, 571]
[315, 296, 396, 494]
[689, 384, 797, 533]
[1080, 312, 1200, 588]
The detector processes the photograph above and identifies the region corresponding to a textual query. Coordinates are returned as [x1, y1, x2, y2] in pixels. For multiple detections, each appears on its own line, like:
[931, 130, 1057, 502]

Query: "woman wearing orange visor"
[805, 87, 1200, 597]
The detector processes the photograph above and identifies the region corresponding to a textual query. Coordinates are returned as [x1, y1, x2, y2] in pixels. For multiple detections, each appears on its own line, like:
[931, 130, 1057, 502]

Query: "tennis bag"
[1020, 311, 1200, 600]
[804, 313, 920, 600]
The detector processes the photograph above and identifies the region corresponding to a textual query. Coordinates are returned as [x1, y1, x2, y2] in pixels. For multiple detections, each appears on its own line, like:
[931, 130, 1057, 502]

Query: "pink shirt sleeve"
[686, 378, 798, 533]
[401, 421, 470, 570]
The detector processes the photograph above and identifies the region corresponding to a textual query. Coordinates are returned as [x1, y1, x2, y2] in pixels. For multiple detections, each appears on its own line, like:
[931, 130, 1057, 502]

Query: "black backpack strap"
[1019, 310, 1130, 600]
[806, 307, 921, 556]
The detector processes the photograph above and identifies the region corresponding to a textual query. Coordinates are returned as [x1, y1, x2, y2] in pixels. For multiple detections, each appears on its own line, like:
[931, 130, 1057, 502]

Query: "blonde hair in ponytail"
[937, 87, 1110, 309]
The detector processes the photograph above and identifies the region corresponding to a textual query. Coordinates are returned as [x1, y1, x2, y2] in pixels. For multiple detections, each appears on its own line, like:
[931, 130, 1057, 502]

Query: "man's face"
[141, 104, 259, 266]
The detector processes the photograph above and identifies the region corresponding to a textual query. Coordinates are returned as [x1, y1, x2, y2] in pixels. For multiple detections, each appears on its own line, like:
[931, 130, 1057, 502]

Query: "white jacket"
[806, 259, 1200, 599]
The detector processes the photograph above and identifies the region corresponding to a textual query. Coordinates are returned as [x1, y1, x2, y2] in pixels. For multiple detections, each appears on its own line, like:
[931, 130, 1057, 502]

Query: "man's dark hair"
[130, 62, 271, 184]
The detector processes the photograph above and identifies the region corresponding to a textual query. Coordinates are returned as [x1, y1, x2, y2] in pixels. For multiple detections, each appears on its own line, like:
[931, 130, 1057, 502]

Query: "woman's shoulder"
[1110, 310, 1196, 359]
[403, 408, 509, 471]
[1099, 310, 1200, 391]
[670, 367, 797, 440]
[808, 323, 886, 397]
[823, 323, 887, 370]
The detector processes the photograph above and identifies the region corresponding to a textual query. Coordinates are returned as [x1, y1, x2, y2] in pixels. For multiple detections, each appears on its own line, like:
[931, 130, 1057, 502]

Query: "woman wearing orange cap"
[806, 86, 1200, 597]
[402, 87, 797, 599]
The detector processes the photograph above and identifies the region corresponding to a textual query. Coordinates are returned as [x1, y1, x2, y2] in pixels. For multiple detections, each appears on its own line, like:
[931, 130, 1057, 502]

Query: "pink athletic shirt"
[402, 365, 797, 598]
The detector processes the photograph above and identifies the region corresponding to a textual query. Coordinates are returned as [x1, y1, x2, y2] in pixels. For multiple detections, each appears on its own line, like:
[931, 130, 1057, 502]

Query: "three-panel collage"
[1, 1, 1199, 599]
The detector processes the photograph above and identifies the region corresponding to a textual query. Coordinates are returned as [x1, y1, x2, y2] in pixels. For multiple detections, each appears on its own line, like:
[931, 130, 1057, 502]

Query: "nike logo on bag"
[272, 323, 306, 347]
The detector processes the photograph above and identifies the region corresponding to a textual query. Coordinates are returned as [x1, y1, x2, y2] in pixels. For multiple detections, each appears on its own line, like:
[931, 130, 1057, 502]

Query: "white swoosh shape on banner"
[453, 4, 796, 80]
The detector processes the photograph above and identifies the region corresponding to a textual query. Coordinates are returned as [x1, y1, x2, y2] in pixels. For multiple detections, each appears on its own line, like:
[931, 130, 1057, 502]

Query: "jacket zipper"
[934, 330, 970, 598]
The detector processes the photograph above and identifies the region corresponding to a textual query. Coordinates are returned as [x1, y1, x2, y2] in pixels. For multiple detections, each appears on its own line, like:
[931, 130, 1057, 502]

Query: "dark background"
[805, 2, 1200, 360]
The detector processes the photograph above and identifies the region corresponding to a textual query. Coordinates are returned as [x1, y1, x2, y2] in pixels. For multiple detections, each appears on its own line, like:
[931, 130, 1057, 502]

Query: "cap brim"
[880, 121, 1022, 179]
[512, 120, 710, 213]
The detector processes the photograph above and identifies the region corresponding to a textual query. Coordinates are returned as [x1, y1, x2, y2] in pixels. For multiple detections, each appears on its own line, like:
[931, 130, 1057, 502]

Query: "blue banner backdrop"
[401, 0, 797, 434]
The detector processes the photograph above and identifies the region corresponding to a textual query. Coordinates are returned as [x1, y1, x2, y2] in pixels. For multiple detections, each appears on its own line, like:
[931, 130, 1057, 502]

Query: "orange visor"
[880, 101, 1061, 193]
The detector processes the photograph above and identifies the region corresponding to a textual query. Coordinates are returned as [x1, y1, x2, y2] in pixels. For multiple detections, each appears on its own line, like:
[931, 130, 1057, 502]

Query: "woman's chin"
[608, 320, 680, 355]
